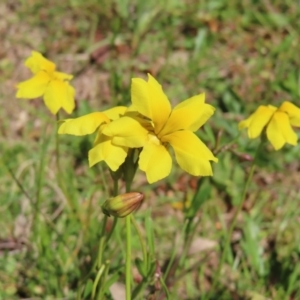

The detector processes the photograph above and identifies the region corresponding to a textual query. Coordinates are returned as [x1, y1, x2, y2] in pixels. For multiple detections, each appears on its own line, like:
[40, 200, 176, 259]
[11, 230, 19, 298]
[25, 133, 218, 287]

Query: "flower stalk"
[212, 141, 263, 289]
[125, 215, 132, 300]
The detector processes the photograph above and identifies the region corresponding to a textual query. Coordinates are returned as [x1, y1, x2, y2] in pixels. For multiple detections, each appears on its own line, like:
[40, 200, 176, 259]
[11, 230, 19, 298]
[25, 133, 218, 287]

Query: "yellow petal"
[131, 74, 171, 133]
[103, 106, 127, 120]
[43, 80, 75, 114]
[25, 51, 56, 74]
[238, 105, 276, 139]
[102, 116, 148, 148]
[279, 101, 300, 127]
[58, 112, 110, 136]
[266, 111, 298, 150]
[16, 71, 50, 99]
[126, 104, 139, 112]
[122, 111, 154, 131]
[163, 130, 217, 176]
[159, 93, 215, 136]
[61, 83, 76, 114]
[139, 138, 172, 183]
[89, 134, 128, 171]
[54, 71, 73, 81]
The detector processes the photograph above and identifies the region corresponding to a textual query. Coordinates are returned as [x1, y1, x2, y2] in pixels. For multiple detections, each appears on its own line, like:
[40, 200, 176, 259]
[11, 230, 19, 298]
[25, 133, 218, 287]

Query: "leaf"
[82, 279, 93, 299]
[185, 177, 211, 219]
[135, 257, 147, 278]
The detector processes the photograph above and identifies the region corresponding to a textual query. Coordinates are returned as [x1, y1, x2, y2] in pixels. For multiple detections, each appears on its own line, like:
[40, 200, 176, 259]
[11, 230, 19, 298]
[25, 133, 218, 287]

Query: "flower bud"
[101, 192, 144, 218]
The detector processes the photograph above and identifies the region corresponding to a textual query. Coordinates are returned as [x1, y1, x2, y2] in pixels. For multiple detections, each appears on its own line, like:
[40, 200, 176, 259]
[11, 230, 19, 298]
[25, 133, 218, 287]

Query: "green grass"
[1, 0, 300, 299]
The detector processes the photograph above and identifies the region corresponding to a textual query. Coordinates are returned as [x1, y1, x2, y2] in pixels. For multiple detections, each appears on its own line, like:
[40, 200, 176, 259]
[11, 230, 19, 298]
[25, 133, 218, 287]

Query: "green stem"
[5, 163, 72, 252]
[160, 276, 170, 299]
[55, 114, 61, 181]
[125, 215, 132, 300]
[92, 264, 106, 299]
[55, 114, 80, 221]
[214, 134, 240, 156]
[178, 217, 201, 269]
[94, 178, 119, 299]
[131, 215, 147, 269]
[97, 260, 110, 300]
[125, 173, 134, 300]
[212, 142, 262, 289]
[113, 177, 119, 197]
[163, 220, 189, 282]
[105, 217, 118, 244]
[105, 178, 119, 243]
[97, 215, 108, 268]
[34, 124, 49, 227]
[97, 178, 119, 268]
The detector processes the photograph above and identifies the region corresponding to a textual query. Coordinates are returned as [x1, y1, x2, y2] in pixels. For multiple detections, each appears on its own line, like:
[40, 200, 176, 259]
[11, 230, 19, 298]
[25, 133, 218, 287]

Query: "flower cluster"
[59, 74, 218, 183]
[16, 51, 300, 185]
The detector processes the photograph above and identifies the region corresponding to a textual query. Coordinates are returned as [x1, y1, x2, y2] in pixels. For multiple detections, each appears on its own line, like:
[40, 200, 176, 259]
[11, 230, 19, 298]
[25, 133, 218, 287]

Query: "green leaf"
[83, 279, 93, 299]
[185, 177, 211, 219]
[135, 257, 147, 278]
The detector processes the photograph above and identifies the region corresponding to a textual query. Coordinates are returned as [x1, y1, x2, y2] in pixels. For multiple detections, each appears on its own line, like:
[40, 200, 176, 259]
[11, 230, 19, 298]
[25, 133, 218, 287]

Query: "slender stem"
[163, 221, 189, 281]
[125, 215, 132, 300]
[105, 217, 118, 244]
[105, 178, 119, 243]
[125, 175, 133, 300]
[115, 150, 138, 299]
[55, 114, 80, 222]
[34, 124, 49, 226]
[5, 163, 72, 251]
[55, 113, 62, 185]
[212, 142, 262, 289]
[97, 177, 119, 267]
[175, 252, 213, 282]
[178, 217, 201, 271]
[97, 260, 110, 300]
[92, 264, 106, 299]
[160, 276, 170, 299]
[132, 282, 147, 300]
[85, 188, 97, 233]
[97, 215, 108, 267]
[131, 215, 147, 269]
[113, 178, 119, 197]
[94, 178, 119, 299]
[103, 178, 119, 244]
[214, 134, 240, 155]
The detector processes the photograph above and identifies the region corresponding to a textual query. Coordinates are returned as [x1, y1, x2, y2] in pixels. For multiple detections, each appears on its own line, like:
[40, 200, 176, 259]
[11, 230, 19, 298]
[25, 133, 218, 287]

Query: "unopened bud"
[101, 192, 144, 218]
[231, 150, 253, 162]
[239, 153, 253, 162]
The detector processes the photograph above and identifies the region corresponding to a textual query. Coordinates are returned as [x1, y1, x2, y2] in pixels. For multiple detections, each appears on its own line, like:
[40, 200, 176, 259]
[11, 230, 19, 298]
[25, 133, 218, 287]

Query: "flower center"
[148, 133, 161, 146]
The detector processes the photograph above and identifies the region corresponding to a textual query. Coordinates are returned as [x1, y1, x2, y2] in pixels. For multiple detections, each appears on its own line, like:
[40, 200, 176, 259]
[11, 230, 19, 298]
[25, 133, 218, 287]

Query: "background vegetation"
[1, 0, 300, 299]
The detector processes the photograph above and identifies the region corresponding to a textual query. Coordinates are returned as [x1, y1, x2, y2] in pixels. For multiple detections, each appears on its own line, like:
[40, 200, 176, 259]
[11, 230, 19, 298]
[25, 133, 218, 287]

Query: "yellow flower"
[102, 74, 218, 183]
[58, 106, 128, 170]
[16, 51, 75, 115]
[238, 101, 300, 150]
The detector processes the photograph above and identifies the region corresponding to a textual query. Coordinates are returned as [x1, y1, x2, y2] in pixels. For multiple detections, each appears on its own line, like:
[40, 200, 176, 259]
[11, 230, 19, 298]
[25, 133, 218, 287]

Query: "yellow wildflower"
[58, 106, 128, 170]
[102, 74, 218, 183]
[238, 101, 300, 150]
[16, 51, 75, 115]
